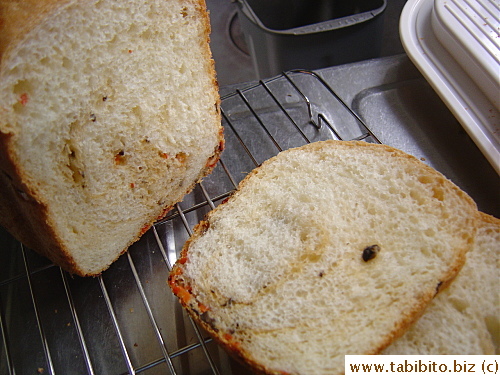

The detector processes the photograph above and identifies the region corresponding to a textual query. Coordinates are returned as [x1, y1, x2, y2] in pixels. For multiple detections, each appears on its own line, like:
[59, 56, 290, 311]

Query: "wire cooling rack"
[0, 70, 379, 375]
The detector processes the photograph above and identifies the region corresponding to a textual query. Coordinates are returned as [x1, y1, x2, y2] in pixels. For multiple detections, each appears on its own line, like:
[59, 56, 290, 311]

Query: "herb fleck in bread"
[169, 140, 478, 375]
[384, 212, 499, 355]
[0, 0, 223, 276]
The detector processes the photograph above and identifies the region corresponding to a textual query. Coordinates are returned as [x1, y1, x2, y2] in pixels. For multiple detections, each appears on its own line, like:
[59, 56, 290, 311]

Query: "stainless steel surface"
[206, 0, 408, 86]
[314, 55, 499, 216]
[1, 55, 499, 375]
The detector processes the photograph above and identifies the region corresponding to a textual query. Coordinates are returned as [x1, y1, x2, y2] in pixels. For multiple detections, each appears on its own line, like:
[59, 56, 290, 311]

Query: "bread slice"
[169, 140, 478, 375]
[0, 0, 223, 276]
[384, 211, 499, 355]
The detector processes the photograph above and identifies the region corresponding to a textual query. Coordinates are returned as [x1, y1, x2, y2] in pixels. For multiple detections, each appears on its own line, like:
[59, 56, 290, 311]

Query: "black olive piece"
[362, 244, 380, 262]
[435, 281, 443, 296]
[200, 312, 217, 331]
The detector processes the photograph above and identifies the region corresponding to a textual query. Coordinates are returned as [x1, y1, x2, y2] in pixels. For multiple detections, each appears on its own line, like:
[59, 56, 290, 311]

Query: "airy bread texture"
[384, 212, 499, 355]
[169, 140, 478, 375]
[0, 0, 223, 276]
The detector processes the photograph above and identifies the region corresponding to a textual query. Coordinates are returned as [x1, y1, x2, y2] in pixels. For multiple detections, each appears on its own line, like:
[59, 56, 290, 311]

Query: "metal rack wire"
[0, 70, 379, 375]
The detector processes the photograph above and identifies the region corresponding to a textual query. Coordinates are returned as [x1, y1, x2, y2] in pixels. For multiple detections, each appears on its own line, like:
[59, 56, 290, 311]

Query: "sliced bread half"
[384, 211, 499, 355]
[169, 140, 478, 375]
[0, 0, 223, 276]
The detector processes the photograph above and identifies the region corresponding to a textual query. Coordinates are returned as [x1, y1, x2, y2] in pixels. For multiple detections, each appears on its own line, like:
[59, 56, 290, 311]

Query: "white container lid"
[432, 0, 499, 110]
[400, 0, 500, 174]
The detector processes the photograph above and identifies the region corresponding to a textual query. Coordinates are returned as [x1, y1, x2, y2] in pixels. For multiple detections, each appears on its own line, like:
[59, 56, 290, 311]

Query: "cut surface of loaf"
[384, 212, 500, 355]
[169, 140, 478, 375]
[0, 0, 223, 276]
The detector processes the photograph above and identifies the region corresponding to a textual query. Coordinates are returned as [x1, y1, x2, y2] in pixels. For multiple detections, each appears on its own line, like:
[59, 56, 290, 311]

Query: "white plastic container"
[400, 0, 500, 173]
[432, 0, 499, 111]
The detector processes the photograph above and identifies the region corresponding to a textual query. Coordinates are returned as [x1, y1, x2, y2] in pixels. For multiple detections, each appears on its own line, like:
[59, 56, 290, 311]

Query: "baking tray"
[400, 0, 500, 174]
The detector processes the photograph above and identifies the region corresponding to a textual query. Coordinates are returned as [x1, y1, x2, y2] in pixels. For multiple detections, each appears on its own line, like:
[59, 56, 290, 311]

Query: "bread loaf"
[0, 0, 223, 276]
[384, 212, 499, 355]
[169, 140, 478, 375]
